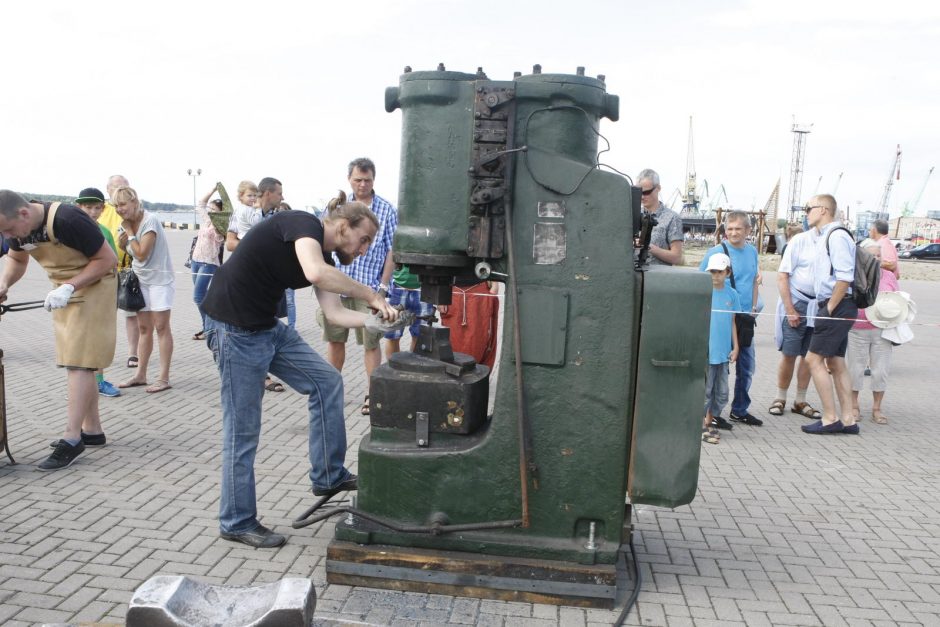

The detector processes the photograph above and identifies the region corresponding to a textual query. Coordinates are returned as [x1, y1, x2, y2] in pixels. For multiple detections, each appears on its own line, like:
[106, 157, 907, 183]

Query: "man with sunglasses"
[637, 169, 684, 266]
[800, 195, 859, 435]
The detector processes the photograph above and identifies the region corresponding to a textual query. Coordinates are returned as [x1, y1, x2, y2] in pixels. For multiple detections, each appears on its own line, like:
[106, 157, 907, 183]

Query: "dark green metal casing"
[333, 68, 709, 569]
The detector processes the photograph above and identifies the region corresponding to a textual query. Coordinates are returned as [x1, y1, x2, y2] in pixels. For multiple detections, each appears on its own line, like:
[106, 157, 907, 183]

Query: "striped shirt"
[333, 192, 397, 290]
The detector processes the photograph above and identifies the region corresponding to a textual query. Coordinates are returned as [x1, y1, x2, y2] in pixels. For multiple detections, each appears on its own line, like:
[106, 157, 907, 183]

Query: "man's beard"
[335, 250, 355, 265]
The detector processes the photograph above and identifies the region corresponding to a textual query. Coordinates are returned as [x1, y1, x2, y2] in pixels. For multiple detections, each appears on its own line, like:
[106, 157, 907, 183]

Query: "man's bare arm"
[295, 238, 397, 320]
[0, 249, 30, 300]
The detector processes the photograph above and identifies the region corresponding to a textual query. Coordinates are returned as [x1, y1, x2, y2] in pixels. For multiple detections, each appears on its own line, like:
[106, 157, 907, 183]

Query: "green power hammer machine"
[313, 65, 710, 608]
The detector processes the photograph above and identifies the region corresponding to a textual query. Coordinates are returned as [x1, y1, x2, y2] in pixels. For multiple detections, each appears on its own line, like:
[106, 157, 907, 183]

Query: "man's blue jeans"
[285, 288, 296, 329]
[190, 261, 218, 331]
[205, 315, 353, 534]
[731, 344, 755, 416]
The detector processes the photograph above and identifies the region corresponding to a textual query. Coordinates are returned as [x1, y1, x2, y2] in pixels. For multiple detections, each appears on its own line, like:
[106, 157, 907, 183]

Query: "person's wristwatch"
[128, 235, 138, 243]
[377, 283, 389, 297]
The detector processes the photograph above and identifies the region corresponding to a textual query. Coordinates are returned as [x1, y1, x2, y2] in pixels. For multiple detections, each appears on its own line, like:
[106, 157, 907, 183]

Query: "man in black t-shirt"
[202, 203, 400, 549]
[0, 190, 118, 471]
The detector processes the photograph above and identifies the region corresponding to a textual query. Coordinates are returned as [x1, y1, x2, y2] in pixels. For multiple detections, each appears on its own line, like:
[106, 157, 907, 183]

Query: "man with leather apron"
[0, 190, 117, 470]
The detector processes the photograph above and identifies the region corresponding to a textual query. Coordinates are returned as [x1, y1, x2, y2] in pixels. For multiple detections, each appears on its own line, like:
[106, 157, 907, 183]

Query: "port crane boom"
[902, 166, 934, 217]
[876, 145, 902, 217]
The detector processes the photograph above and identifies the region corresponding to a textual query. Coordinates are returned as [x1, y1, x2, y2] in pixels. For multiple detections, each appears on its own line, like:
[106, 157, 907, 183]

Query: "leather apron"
[27, 203, 117, 369]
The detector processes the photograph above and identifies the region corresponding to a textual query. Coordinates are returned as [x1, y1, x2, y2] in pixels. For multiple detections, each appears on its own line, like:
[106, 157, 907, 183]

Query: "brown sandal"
[701, 427, 720, 444]
[872, 411, 888, 424]
[791, 401, 822, 419]
[768, 399, 785, 416]
[361, 395, 370, 415]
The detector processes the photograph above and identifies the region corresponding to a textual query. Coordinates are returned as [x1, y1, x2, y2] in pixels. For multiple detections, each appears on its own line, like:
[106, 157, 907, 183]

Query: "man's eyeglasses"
[803, 205, 825, 212]
[641, 187, 656, 196]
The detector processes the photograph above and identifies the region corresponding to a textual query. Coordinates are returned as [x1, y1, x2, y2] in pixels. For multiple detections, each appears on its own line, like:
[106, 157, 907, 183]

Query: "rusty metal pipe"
[500, 93, 535, 529]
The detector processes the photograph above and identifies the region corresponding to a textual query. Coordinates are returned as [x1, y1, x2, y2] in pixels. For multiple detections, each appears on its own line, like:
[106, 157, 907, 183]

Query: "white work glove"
[44, 283, 75, 311]
[364, 310, 414, 335]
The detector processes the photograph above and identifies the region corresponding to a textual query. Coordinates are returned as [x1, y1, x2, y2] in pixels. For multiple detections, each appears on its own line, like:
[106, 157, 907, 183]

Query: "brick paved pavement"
[1, 230, 938, 626]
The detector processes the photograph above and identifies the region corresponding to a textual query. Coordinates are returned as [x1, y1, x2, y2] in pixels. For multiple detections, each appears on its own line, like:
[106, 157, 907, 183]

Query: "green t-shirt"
[392, 264, 420, 289]
[98, 224, 117, 255]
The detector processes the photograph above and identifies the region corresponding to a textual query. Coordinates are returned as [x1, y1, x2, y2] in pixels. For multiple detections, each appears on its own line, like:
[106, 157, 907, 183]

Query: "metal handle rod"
[292, 502, 522, 534]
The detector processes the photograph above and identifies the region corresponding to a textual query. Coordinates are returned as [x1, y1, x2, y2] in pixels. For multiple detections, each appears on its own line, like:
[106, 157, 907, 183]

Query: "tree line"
[24, 193, 190, 212]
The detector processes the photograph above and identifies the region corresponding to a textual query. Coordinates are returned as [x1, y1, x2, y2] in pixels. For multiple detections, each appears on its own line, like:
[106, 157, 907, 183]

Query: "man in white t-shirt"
[769, 228, 821, 421]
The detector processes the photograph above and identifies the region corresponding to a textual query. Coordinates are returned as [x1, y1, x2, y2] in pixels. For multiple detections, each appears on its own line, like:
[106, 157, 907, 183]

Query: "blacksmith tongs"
[0, 298, 84, 315]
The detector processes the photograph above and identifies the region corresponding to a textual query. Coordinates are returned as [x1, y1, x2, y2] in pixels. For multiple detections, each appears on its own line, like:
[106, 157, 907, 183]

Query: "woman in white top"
[113, 186, 175, 394]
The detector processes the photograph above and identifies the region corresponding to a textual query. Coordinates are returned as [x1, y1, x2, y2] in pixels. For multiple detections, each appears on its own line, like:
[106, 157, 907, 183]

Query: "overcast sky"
[2, 0, 937, 221]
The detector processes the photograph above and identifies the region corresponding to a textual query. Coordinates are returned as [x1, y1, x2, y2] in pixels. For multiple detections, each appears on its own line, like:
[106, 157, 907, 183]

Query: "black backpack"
[825, 226, 880, 309]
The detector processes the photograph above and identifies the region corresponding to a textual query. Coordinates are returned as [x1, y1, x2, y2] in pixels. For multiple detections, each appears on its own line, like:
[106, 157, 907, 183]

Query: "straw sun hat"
[866, 292, 914, 329]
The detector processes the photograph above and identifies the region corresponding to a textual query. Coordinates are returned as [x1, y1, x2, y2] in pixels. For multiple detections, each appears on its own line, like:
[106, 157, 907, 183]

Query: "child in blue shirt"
[703, 253, 740, 444]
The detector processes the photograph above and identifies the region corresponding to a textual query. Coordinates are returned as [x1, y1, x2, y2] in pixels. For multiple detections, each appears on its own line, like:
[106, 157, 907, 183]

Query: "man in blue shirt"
[800, 195, 859, 435]
[699, 211, 762, 428]
[317, 158, 397, 415]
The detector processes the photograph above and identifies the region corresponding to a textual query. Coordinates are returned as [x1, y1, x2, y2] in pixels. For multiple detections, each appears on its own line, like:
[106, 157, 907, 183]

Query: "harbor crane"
[832, 171, 844, 195]
[876, 144, 902, 217]
[786, 120, 812, 222]
[902, 166, 934, 217]
[708, 184, 728, 212]
[681, 116, 701, 212]
[666, 187, 682, 210]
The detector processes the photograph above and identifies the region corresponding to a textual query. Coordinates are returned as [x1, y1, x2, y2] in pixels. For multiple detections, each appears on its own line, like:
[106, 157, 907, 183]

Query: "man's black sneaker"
[730, 412, 764, 426]
[710, 415, 733, 430]
[220, 524, 286, 549]
[313, 474, 358, 497]
[38, 440, 85, 471]
[49, 431, 106, 448]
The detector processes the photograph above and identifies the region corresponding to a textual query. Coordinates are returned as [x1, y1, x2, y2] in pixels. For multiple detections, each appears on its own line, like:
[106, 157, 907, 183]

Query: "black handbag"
[117, 268, 146, 312]
[735, 314, 756, 348]
[719, 242, 757, 348]
[183, 236, 198, 269]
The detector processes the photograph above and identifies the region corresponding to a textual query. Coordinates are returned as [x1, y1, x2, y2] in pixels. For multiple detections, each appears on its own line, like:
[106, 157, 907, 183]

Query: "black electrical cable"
[613, 537, 642, 626]
[521, 104, 633, 195]
[520, 105, 599, 196]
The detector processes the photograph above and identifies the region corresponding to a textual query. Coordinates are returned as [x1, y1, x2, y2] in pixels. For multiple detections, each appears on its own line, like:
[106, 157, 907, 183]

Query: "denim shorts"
[780, 299, 813, 357]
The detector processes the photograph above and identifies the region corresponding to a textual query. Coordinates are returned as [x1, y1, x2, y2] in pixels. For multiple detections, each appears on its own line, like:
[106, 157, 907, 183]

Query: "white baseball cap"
[706, 253, 731, 272]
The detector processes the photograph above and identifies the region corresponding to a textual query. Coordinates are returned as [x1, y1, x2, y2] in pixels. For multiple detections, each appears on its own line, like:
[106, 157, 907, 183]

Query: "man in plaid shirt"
[317, 157, 397, 415]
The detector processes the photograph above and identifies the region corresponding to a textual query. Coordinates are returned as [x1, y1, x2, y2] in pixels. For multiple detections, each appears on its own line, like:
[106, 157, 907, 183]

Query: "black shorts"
[809, 297, 858, 358]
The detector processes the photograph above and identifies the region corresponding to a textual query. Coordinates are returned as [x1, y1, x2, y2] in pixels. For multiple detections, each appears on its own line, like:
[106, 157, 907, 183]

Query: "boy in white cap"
[703, 253, 741, 444]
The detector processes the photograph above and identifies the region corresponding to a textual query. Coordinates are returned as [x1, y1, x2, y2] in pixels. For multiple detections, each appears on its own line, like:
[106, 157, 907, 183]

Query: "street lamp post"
[188, 168, 202, 228]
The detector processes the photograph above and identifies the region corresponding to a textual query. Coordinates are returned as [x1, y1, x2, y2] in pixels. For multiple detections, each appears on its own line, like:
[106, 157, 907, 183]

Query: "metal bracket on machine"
[416, 411, 430, 447]
[467, 83, 515, 261]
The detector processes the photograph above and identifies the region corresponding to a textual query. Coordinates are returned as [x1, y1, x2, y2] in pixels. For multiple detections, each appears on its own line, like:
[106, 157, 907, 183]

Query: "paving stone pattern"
[1, 231, 938, 626]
